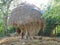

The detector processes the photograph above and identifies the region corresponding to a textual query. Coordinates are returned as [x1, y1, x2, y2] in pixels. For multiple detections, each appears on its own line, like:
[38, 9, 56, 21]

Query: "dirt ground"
[0, 36, 60, 45]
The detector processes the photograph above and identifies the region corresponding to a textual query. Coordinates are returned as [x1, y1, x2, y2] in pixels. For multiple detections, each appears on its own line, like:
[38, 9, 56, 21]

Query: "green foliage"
[55, 0, 60, 2]
[43, 5, 60, 36]
[0, 0, 60, 37]
[8, 26, 16, 33]
[0, 0, 13, 37]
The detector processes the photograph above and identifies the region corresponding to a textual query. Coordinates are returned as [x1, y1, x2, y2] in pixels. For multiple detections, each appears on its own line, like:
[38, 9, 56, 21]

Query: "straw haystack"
[8, 3, 45, 39]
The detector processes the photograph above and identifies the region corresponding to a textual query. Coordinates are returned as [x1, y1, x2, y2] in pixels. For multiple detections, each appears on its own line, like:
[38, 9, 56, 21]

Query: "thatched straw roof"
[8, 3, 45, 36]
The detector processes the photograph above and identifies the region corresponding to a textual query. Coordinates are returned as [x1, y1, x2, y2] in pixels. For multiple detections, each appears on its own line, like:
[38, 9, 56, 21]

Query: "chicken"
[8, 3, 45, 39]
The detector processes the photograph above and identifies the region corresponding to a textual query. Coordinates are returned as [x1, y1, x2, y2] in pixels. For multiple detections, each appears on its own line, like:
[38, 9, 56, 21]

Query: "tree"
[43, 3, 60, 36]
[0, 0, 13, 35]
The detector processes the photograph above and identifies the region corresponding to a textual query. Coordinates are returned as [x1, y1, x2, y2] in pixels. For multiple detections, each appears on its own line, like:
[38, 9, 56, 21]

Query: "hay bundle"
[8, 3, 45, 39]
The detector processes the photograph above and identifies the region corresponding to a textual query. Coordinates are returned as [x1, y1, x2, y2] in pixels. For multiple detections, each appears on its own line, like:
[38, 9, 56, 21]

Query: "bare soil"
[0, 36, 60, 45]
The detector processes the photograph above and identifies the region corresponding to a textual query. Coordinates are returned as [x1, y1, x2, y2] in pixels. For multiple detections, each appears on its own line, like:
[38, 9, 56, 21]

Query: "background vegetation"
[0, 0, 60, 37]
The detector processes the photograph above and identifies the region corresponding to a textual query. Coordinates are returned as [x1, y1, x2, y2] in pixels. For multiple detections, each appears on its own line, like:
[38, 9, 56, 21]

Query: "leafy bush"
[42, 5, 60, 36]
